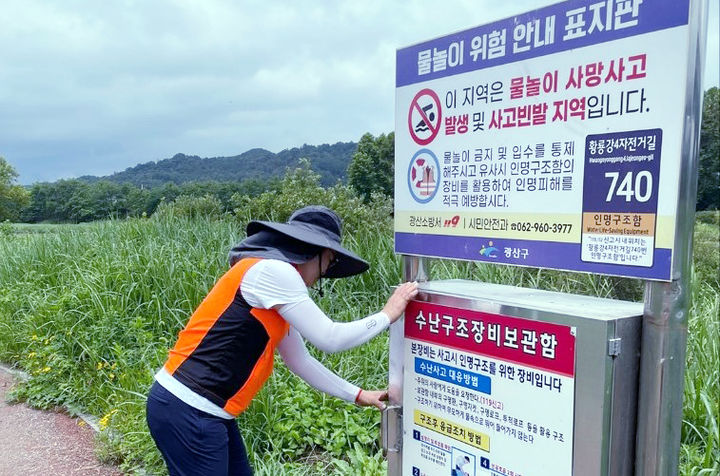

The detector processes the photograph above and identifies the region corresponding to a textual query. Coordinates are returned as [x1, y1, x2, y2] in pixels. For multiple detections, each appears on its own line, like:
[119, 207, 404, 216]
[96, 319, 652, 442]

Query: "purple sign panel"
[396, 0, 688, 87]
[580, 128, 662, 269]
[395, 232, 671, 280]
[582, 128, 662, 214]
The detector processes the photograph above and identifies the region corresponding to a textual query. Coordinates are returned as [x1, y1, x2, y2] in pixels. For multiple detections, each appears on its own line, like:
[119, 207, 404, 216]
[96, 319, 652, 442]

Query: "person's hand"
[382, 281, 419, 323]
[356, 389, 388, 410]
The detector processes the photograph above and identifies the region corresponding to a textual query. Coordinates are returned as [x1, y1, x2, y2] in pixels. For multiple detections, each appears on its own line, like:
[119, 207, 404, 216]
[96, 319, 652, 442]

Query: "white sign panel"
[403, 301, 576, 476]
[394, 0, 693, 281]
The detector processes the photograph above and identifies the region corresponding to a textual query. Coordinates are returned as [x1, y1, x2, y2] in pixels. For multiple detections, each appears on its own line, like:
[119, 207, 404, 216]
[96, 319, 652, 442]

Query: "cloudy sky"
[2, 0, 718, 185]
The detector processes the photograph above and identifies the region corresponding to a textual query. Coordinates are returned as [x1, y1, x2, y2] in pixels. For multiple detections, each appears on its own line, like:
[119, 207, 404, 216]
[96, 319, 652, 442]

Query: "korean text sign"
[394, 0, 692, 280]
[402, 300, 576, 476]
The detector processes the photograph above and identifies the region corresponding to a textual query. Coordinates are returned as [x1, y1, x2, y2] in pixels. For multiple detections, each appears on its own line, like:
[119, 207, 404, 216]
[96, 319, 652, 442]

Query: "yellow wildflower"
[28, 352, 37, 358]
[31, 334, 38, 341]
[96, 362, 103, 370]
[98, 409, 118, 431]
[108, 373, 115, 380]
[98, 416, 109, 431]
[42, 366, 51, 373]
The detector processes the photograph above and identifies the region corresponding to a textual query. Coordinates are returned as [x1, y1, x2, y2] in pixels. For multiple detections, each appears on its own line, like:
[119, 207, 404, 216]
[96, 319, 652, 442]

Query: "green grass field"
[0, 213, 717, 474]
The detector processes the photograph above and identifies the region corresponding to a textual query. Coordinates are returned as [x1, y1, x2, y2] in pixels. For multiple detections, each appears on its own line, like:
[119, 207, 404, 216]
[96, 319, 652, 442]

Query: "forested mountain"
[78, 142, 358, 187]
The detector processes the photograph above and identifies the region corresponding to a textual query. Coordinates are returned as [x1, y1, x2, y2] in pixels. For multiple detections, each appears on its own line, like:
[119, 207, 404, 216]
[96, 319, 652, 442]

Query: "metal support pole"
[636, 280, 690, 475]
[635, 2, 707, 474]
[385, 256, 429, 476]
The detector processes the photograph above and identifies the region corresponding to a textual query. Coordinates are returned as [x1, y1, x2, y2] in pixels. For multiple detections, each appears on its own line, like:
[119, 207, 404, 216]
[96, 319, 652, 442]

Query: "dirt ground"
[0, 367, 123, 476]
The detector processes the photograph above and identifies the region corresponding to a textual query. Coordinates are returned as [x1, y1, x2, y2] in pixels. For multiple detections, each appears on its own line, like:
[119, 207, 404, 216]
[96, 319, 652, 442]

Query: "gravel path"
[0, 367, 123, 476]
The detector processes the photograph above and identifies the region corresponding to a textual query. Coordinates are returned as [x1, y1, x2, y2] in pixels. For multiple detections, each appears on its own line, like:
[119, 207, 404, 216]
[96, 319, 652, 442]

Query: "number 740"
[604, 171, 653, 202]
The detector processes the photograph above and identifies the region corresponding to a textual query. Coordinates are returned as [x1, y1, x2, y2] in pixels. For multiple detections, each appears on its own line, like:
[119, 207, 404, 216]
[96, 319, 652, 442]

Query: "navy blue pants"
[146, 381, 253, 476]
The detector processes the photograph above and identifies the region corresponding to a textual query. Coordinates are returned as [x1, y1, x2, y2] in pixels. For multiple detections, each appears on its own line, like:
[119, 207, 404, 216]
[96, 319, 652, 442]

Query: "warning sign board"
[393, 0, 695, 281]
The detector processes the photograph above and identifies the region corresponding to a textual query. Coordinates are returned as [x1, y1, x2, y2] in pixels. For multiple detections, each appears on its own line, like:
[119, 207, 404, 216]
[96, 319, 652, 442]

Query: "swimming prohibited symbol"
[408, 148, 440, 203]
[408, 89, 442, 145]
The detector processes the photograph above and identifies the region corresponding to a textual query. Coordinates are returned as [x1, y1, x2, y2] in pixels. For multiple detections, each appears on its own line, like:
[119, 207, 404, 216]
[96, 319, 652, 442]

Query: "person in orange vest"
[146, 205, 418, 475]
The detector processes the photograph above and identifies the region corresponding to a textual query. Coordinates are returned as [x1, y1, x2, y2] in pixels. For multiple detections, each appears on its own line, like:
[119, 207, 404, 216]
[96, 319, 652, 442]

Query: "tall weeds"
[0, 212, 717, 474]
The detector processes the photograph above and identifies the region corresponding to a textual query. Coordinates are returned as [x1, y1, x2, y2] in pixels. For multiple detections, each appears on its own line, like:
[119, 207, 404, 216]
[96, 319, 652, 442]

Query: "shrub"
[231, 159, 393, 237]
[152, 194, 223, 220]
[693, 221, 720, 287]
[696, 210, 720, 226]
[0, 219, 12, 236]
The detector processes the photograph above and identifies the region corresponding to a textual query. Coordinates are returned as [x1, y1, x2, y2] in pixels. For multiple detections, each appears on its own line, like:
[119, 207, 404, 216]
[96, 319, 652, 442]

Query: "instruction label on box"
[402, 300, 576, 476]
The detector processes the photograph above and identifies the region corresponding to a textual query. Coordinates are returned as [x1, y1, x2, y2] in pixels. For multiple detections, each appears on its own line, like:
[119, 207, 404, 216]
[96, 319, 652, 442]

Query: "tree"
[347, 132, 395, 202]
[0, 157, 30, 222]
[697, 87, 719, 210]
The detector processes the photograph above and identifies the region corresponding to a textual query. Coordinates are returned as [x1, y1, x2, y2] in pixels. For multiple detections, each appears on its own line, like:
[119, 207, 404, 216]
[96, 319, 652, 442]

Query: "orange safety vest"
[163, 258, 289, 417]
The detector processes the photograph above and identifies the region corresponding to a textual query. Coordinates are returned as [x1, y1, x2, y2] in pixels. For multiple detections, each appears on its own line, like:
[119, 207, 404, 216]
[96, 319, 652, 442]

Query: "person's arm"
[276, 327, 360, 402]
[276, 299, 390, 353]
[275, 283, 418, 353]
[277, 327, 388, 409]
[242, 260, 417, 353]
[276, 280, 419, 353]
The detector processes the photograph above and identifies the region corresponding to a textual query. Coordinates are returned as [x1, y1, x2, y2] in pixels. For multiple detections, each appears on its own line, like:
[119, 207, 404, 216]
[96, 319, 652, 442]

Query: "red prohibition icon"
[408, 88, 442, 146]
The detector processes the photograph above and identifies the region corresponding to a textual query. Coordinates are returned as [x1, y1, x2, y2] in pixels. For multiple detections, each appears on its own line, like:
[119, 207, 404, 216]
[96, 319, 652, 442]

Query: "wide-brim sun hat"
[245, 205, 369, 278]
